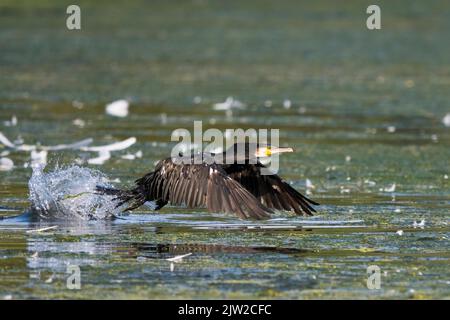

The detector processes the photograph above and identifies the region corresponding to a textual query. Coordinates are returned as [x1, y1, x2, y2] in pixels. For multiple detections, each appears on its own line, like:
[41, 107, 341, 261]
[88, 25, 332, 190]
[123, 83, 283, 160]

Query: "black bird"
[98, 142, 319, 220]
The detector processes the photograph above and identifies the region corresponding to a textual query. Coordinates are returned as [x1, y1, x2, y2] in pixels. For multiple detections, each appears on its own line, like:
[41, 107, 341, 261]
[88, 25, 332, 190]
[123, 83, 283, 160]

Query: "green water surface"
[0, 0, 449, 299]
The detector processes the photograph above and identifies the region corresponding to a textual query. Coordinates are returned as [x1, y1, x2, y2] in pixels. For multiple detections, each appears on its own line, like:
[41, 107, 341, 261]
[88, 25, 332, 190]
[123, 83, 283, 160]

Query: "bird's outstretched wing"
[224, 163, 319, 216]
[133, 159, 272, 219]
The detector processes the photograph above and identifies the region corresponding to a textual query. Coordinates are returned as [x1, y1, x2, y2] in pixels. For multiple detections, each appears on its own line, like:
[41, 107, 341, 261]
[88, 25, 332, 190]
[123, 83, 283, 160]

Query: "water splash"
[29, 165, 123, 220]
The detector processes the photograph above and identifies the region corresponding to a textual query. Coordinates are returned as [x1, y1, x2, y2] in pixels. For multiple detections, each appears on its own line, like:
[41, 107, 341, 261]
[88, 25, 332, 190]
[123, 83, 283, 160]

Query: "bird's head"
[225, 142, 294, 162]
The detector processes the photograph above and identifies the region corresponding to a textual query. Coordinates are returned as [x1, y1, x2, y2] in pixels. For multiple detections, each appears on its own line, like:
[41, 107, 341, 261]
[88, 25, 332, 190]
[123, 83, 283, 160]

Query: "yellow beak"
[269, 147, 294, 155]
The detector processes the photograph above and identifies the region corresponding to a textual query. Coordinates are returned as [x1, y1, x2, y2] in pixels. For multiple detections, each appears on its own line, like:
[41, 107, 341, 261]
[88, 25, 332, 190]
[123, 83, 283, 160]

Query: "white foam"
[443, 113, 450, 127]
[87, 150, 111, 165]
[106, 99, 129, 117]
[31, 150, 48, 167]
[381, 183, 396, 193]
[3, 115, 17, 127]
[81, 137, 136, 152]
[213, 97, 246, 110]
[413, 219, 425, 228]
[0, 157, 14, 171]
[0, 132, 16, 148]
[72, 118, 86, 128]
[283, 99, 292, 109]
[166, 253, 192, 262]
[0, 131, 93, 151]
[28, 165, 123, 220]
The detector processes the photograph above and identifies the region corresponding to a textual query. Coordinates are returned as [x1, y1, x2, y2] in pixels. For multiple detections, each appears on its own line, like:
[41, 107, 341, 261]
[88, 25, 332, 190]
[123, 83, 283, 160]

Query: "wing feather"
[225, 163, 319, 216]
[142, 159, 272, 219]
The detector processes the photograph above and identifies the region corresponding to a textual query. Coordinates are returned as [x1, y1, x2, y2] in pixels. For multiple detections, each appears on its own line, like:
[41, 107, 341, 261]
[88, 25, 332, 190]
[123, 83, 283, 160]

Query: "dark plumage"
[97, 142, 319, 220]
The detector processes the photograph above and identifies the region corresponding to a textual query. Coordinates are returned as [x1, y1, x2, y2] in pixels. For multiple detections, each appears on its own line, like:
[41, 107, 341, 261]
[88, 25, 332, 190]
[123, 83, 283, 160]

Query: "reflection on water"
[1, 210, 449, 299]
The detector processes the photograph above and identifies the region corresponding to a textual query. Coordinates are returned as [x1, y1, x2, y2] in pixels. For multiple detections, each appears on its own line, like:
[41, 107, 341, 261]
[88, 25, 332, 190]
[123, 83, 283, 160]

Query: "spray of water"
[29, 165, 123, 220]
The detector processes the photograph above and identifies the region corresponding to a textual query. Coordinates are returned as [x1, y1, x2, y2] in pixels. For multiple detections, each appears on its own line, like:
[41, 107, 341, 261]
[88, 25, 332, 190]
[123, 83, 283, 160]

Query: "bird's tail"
[96, 185, 147, 211]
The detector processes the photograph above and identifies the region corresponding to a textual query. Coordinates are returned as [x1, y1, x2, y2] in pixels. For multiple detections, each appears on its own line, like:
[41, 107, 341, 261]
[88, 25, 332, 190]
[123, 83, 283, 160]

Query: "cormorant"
[97, 142, 319, 219]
